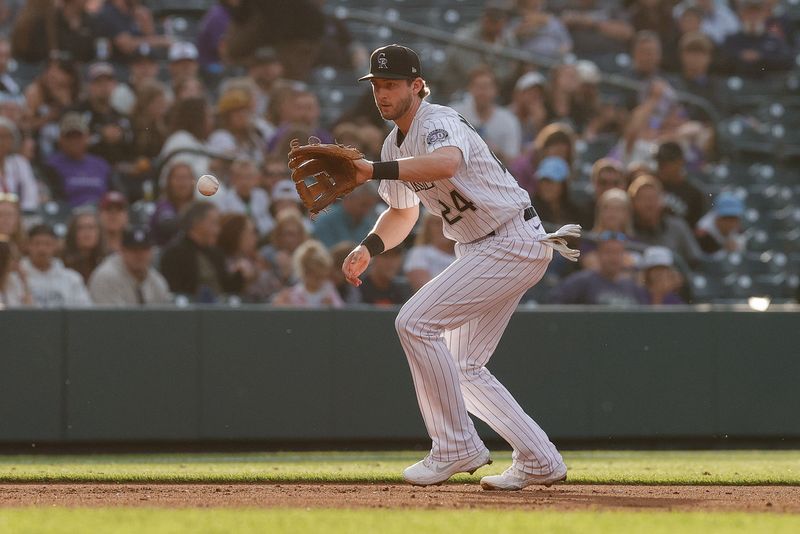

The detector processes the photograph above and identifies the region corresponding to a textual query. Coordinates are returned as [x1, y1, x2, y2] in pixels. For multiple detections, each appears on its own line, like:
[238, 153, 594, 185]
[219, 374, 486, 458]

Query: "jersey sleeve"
[421, 113, 470, 161]
[378, 139, 419, 209]
[378, 180, 419, 209]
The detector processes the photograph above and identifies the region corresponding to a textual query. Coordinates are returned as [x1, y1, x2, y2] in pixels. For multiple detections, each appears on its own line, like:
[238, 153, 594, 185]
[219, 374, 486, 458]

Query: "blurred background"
[0, 0, 798, 310]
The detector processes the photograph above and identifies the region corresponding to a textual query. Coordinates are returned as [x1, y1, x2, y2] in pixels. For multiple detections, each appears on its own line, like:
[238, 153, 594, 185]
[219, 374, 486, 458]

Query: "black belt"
[486, 206, 538, 238]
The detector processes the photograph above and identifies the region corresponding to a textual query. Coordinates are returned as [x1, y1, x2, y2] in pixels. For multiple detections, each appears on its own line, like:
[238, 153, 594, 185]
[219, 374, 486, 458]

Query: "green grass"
[0, 508, 798, 534]
[0, 450, 798, 485]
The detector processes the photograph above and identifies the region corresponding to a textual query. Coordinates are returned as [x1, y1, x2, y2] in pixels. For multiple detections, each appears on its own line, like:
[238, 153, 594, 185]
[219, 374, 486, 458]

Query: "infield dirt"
[1, 484, 798, 513]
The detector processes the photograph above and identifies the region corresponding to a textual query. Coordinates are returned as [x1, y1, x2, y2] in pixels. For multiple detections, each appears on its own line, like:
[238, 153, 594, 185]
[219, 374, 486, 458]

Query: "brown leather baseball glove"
[287, 137, 365, 214]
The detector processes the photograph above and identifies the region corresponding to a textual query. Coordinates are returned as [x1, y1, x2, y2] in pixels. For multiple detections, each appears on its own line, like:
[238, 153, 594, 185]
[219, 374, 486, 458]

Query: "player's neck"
[394, 97, 423, 135]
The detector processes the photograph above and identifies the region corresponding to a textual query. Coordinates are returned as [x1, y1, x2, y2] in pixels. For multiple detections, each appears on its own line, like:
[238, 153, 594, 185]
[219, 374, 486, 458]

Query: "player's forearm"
[369, 147, 462, 182]
[370, 205, 419, 250]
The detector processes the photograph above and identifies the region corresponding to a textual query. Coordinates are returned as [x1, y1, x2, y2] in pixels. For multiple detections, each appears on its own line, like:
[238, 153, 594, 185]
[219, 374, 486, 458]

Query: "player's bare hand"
[354, 159, 374, 186]
[343, 245, 371, 287]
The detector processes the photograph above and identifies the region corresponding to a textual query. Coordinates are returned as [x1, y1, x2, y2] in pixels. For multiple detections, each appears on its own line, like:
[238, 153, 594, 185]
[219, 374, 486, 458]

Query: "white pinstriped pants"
[395, 215, 564, 474]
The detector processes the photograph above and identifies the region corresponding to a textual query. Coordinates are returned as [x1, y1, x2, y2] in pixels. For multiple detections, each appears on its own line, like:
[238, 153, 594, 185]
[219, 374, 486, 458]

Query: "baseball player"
[342, 44, 580, 490]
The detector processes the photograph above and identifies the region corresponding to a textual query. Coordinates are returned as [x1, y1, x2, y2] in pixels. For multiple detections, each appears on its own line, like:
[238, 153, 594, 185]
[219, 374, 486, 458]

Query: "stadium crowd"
[0, 0, 798, 309]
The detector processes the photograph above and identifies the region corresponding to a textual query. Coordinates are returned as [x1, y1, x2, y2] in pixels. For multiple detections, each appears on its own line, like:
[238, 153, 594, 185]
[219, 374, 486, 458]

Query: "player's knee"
[394, 306, 413, 338]
[457, 361, 484, 380]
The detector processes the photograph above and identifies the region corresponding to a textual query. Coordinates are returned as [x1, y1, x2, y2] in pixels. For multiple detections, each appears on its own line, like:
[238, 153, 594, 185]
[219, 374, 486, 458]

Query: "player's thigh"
[396, 244, 542, 335]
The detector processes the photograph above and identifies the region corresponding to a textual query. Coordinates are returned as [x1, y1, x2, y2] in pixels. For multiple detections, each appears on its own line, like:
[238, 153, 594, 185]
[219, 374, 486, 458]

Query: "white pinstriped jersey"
[378, 101, 531, 244]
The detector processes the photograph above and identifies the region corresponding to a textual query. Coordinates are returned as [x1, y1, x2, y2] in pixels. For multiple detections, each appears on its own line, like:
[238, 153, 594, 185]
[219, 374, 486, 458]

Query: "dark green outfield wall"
[1, 309, 798, 444]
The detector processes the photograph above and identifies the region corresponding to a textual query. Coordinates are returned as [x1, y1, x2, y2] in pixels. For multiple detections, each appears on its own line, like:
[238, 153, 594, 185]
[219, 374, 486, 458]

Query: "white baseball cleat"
[480, 463, 567, 491]
[403, 449, 493, 486]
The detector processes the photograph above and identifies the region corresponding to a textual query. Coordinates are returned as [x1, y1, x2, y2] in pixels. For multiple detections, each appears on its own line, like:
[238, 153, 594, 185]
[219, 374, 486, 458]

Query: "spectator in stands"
[580, 158, 627, 227]
[72, 62, 134, 168]
[451, 65, 522, 164]
[695, 191, 746, 254]
[560, 0, 634, 58]
[628, 174, 703, 267]
[439, 0, 519, 99]
[512, 0, 572, 60]
[196, 0, 235, 75]
[217, 213, 282, 303]
[673, 0, 740, 44]
[217, 76, 275, 149]
[765, 0, 796, 45]
[150, 160, 195, 247]
[168, 42, 200, 92]
[549, 231, 643, 305]
[676, 5, 704, 36]
[510, 71, 548, 146]
[111, 44, 161, 116]
[21, 223, 92, 307]
[628, 30, 663, 90]
[613, 78, 712, 169]
[267, 89, 333, 152]
[0, 2, 21, 41]
[0, 96, 34, 162]
[44, 112, 111, 209]
[510, 122, 575, 199]
[404, 211, 456, 293]
[98, 191, 129, 254]
[62, 207, 105, 284]
[0, 192, 23, 248]
[54, 0, 98, 63]
[0, 238, 31, 307]
[268, 180, 311, 232]
[719, 0, 794, 77]
[329, 241, 361, 305]
[95, 0, 171, 62]
[260, 208, 309, 287]
[573, 60, 624, 139]
[0, 117, 38, 212]
[545, 63, 582, 129]
[0, 38, 20, 98]
[131, 80, 171, 161]
[260, 156, 290, 196]
[89, 226, 171, 306]
[174, 77, 207, 101]
[530, 155, 583, 230]
[223, 0, 325, 82]
[159, 201, 244, 302]
[160, 96, 215, 182]
[314, 0, 368, 71]
[639, 245, 684, 304]
[312, 183, 378, 249]
[216, 159, 274, 237]
[24, 57, 80, 160]
[629, 0, 677, 40]
[272, 239, 343, 308]
[12, 0, 96, 63]
[359, 246, 410, 307]
[265, 82, 300, 132]
[332, 121, 383, 161]
[10, 0, 55, 62]
[247, 47, 284, 118]
[581, 188, 637, 273]
[669, 32, 716, 121]
[208, 88, 266, 165]
[655, 141, 706, 227]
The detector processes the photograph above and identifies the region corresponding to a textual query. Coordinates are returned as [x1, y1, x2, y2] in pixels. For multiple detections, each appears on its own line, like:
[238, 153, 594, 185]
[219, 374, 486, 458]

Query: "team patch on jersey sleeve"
[426, 129, 449, 145]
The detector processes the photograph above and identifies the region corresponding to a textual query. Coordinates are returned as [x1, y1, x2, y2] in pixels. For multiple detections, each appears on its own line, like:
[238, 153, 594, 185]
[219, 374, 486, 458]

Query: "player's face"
[371, 78, 414, 121]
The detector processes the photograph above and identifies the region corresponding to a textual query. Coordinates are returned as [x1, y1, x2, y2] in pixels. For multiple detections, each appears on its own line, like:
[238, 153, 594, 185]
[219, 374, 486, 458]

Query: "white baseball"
[197, 174, 220, 196]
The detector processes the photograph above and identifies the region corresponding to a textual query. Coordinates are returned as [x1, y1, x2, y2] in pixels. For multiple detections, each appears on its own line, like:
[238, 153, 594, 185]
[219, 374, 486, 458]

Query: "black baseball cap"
[122, 227, 154, 249]
[358, 44, 422, 81]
